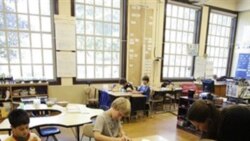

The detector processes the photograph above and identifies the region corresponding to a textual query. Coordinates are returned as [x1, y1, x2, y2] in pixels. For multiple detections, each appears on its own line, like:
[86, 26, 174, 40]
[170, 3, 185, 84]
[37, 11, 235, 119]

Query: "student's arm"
[94, 131, 127, 141]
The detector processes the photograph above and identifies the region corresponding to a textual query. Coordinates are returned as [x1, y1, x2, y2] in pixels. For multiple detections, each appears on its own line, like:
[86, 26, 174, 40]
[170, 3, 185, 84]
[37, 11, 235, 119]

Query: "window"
[162, 3, 201, 80]
[206, 10, 237, 77]
[0, 0, 55, 80]
[75, 0, 126, 82]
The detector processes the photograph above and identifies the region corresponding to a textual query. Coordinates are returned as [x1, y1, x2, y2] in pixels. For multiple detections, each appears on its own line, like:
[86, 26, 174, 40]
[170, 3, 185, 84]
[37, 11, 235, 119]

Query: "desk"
[0, 134, 8, 140]
[133, 135, 169, 141]
[194, 81, 226, 97]
[0, 104, 103, 141]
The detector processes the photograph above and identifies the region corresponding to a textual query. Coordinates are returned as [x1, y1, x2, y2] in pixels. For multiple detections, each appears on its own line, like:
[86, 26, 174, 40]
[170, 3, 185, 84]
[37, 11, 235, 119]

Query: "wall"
[50, 0, 242, 103]
[237, 0, 250, 12]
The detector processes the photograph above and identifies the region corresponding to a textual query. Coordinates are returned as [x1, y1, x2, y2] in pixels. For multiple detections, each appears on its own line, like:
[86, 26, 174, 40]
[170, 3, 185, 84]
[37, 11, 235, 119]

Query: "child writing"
[93, 97, 131, 141]
[4, 109, 41, 141]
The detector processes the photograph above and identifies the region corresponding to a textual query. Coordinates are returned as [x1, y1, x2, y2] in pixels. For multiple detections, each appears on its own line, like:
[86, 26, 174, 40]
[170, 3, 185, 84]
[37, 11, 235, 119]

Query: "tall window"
[206, 10, 237, 77]
[75, 0, 124, 81]
[0, 0, 55, 80]
[162, 3, 200, 79]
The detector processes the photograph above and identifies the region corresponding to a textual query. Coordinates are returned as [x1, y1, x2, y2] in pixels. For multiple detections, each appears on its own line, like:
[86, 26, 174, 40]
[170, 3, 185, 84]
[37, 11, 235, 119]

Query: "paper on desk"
[67, 105, 80, 113]
[141, 139, 150, 141]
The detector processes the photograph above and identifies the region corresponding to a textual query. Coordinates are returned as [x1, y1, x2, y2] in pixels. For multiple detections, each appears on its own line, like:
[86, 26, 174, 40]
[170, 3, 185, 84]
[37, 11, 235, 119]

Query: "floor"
[0, 112, 199, 141]
[33, 112, 198, 141]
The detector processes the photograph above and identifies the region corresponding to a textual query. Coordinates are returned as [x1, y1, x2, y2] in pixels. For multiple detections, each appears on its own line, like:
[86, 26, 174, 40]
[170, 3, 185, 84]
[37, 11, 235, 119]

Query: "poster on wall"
[235, 53, 250, 79]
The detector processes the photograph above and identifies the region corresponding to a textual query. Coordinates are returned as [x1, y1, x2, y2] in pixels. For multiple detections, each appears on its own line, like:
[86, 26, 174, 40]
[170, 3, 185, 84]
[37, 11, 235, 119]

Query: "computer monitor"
[202, 79, 215, 93]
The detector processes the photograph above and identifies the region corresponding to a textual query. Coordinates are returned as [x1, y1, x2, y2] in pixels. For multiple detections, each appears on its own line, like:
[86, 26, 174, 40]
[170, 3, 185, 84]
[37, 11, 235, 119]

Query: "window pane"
[86, 21, 94, 34]
[86, 37, 94, 50]
[9, 48, 20, 64]
[77, 65, 85, 78]
[28, 0, 39, 14]
[10, 65, 21, 79]
[95, 7, 103, 20]
[95, 51, 103, 64]
[112, 65, 119, 78]
[40, 0, 50, 15]
[33, 65, 42, 79]
[0, 48, 8, 63]
[5, 0, 16, 12]
[41, 17, 51, 32]
[43, 50, 52, 64]
[86, 51, 94, 64]
[32, 49, 42, 64]
[17, 0, 28, 13]
[22, 65, 32, 79]
[30, 16, 40, 31]
[113, 52, 119, 65]
[95, 37, 103, 50]
[20, 32, 30, 47]
[86, 5, 94, 20]
[86, 65, 94, 78]
[104, 66, 111, 78]
[44, 65, 53, 79]
[77, 36, 85, 49]
[104, 8, 111, 21]
[0, 13, 4, 29]
[42, 34, 52, 48]
[8, 32, 18, 47]
[6, 14, 17, 29]
[18, 14, 29, 30]
[77, 51, 85, 64]
[0, 31, 5, 46]
[95, 66, 103, 78]
[113, 9, 120, 23]
[31, 33, 41, 48]
[104, 52, 111, 64]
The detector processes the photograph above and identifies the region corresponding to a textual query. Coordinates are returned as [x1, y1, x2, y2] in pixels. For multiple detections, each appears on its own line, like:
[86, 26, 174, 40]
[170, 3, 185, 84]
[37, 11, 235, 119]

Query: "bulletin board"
[235, 53, 250, 79]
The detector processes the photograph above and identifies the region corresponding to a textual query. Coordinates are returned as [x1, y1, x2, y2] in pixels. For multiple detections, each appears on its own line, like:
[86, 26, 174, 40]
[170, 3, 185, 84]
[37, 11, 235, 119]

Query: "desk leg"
[76, 126, 80, 141]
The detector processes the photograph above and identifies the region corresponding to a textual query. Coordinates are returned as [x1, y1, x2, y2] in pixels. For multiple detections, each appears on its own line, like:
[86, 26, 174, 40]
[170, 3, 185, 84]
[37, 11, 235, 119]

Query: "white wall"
[237, 0, 250, 11]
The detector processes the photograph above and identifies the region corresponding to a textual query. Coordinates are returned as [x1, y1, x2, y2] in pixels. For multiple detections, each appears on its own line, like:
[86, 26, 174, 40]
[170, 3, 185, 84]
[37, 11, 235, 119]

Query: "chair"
[81, 123, 94, 141]
[149, 90, 164, 114]
[36, 127, 61, 141]
[85, 86, 99, 108]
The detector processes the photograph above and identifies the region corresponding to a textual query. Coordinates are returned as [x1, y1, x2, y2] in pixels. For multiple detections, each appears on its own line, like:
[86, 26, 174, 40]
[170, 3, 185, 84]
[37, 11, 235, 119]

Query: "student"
[132, 75, 150, 99]
[5, 109, 41, 141]
[93, 97, 131, 141]
[119, 78, 134, 92]
[187, 100, 250, 141]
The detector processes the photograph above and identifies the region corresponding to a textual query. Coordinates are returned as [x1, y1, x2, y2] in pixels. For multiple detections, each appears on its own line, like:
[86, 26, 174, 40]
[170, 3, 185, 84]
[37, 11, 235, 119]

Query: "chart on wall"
[235, 53, 250, 79]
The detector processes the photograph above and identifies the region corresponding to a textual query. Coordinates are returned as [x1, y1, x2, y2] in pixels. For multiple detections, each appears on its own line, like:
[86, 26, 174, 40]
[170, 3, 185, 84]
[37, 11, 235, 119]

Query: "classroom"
[0, 0, 250, 141]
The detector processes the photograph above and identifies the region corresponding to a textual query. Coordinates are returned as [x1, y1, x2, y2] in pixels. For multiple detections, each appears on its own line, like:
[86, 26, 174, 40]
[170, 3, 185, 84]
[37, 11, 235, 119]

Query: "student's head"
[187, 100, 218, 132]
[8, 109, 30, 138]
[142, 75, 149, 85]
[111, 97, 131, 120]
[119, 78, 127, 86]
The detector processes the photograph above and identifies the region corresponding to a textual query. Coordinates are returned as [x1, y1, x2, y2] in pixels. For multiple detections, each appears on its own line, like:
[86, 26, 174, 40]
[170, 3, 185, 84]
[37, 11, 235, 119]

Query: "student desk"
[194, 81, 226, 97]
[133, 135, 169, 141]
[0, 134, 8, 140]
[0, 104, 103, 141]
[99, 90, 147, 116]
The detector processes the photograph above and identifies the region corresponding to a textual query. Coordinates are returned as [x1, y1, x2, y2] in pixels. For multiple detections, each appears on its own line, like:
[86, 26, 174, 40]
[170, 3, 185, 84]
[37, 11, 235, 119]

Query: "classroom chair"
[36, 127, 61, 141]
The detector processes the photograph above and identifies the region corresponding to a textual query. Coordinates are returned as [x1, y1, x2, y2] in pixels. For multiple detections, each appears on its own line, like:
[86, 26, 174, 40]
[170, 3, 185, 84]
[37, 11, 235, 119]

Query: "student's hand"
[30, 137, 38, 141]
[121, 135, 131, 141]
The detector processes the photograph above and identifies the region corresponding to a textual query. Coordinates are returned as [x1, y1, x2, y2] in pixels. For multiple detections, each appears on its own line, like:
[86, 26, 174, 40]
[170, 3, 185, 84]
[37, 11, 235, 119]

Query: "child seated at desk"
[93, 97, 131, 141]
[132, 75, 150, 98]
[119, 78, 134, 92]
[4, 109, 41, 141]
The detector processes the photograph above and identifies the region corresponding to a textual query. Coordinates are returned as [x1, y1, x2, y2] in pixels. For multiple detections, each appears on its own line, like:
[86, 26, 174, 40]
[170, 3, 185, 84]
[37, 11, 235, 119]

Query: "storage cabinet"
[0, 83, 48, 105]
[177, 96, 201, 135]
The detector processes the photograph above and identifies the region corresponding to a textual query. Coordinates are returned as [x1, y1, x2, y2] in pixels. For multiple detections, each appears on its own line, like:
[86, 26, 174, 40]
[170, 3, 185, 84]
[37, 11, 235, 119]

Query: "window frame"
[205, 6, 238, 77]
[161, 1, 202, 82]
[72, 0, 127, 84]
[0, 0, 60, 85]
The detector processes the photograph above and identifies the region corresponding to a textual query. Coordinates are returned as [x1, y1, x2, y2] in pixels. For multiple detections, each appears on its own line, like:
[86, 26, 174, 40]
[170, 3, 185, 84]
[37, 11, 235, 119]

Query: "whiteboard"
[194, 57, 206, 78]
[56, 52, 76, 77]
[55, 15, 76, 51]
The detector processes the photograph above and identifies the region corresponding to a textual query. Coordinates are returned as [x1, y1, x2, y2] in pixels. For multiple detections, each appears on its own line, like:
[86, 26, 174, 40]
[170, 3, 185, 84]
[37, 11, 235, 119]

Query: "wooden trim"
[121, 0, 128, 78]
[54, 0, 59, 15]
[71, 0, 75, 16]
